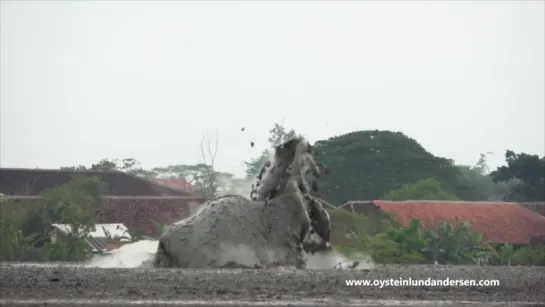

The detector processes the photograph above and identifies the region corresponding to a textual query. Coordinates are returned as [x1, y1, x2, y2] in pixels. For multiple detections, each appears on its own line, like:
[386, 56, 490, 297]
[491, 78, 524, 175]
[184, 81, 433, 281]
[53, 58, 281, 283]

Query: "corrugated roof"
[53, 223, 131, 239]
[85, 236, 108, 252]
[370, 200, 545, 245]
[90, 223, 132, 240]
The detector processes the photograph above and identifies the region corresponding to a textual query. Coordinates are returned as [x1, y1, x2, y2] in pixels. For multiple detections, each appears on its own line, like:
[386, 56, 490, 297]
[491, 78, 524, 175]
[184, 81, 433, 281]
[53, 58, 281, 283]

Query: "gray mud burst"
[152, 137, 331, 269]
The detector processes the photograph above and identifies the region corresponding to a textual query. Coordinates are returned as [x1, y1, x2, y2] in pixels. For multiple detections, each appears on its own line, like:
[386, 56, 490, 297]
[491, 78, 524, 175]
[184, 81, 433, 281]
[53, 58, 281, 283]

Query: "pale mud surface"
[0, 265, 544, 306]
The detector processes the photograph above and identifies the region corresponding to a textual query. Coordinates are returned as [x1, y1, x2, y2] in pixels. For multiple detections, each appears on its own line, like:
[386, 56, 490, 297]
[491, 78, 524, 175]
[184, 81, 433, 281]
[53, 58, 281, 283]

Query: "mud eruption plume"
[251, 137, 332, 253]
[251, 138, 321, 201]
[152, 137, 334, 269]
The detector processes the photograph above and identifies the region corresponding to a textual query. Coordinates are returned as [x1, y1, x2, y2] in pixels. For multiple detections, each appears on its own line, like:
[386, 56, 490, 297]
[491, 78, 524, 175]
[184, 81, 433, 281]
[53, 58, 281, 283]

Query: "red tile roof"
[373, 200, 545, 245]
[521, 202, 545, 217]
[150, 178, 195, 193]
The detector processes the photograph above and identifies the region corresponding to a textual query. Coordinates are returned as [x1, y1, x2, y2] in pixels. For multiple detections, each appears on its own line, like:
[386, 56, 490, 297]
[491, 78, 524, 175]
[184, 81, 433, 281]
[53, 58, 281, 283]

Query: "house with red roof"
[342, 200, 545, 245]
[0, 168, 194, 197]
[0, 168, 206, 238]
[522, 202, 545, 218]
[149, 178, 195, 194]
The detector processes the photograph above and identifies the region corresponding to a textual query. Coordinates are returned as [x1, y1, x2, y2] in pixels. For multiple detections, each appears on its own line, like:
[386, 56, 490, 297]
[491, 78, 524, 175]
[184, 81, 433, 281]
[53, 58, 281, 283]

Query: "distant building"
[150, 178, 195, 194]
[149, 178, 202, 215]
[341, 200, 545, 246]
[521, 202, 545, 218]
[0, 168, 207, 238]
[0, 168, 194, 196]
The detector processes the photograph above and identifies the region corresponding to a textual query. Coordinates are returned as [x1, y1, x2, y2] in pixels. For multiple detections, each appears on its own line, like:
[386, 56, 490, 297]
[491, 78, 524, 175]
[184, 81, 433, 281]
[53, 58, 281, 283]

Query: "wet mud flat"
[0, 265, 544, 306]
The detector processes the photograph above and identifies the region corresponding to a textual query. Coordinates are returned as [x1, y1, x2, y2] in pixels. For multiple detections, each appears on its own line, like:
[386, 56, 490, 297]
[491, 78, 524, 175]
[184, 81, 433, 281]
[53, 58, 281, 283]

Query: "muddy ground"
[0, 265, 544, 306]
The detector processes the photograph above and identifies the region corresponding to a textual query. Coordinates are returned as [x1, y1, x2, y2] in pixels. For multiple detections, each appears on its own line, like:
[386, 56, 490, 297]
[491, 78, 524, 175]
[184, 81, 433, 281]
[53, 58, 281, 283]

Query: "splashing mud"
[151, 138, 335, 269]
[86, 239, 373, 270]
[87, 240, 158, 268]
[305, 250, 374, 270]
[89, 137, 373, 270]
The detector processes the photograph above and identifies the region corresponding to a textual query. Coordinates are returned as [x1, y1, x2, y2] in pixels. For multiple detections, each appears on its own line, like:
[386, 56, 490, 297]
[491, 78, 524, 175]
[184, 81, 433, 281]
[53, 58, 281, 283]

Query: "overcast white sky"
[1, 1, 544, 178]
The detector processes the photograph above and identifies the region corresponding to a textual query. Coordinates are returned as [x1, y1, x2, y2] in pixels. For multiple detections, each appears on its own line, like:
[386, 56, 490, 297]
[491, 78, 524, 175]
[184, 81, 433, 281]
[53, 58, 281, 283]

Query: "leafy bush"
[486, 244, 545, 266]
[39, 237, 94, 262]
[344, 219, 428, 264]
[331, 210, 545, 266]
[513, 246, 545, 266]
[0, 176, 106, 262]
[0, 198, 35, 261]
[382, 178, 459, 201]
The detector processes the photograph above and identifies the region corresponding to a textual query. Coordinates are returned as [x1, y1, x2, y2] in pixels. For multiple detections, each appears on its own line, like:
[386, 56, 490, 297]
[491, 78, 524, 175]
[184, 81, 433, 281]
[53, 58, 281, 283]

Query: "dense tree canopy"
[62, 159, 242, 198]
[382, 178, 459, 201]
[490, 150, 545, 201]
[455, 153, 515, 201]
[61, 158, 157, 178]
[313, 130, 486, 204]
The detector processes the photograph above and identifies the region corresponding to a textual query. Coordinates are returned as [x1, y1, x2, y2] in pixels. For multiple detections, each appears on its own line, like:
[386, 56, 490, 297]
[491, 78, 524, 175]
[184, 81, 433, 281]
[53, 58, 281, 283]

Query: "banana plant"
[425, 221, 489, 265]
[102, 226, 133, 243]
[392, 219, 428, 254]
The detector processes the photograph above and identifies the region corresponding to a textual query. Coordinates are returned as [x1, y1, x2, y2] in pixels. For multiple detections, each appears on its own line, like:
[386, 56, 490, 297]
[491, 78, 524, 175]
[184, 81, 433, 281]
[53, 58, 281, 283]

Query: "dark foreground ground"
[0, 265, 544, 306]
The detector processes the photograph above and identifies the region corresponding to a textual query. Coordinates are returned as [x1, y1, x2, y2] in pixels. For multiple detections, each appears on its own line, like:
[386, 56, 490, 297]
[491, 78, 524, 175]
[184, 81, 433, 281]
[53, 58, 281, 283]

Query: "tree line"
[60, 123, 544, 204]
